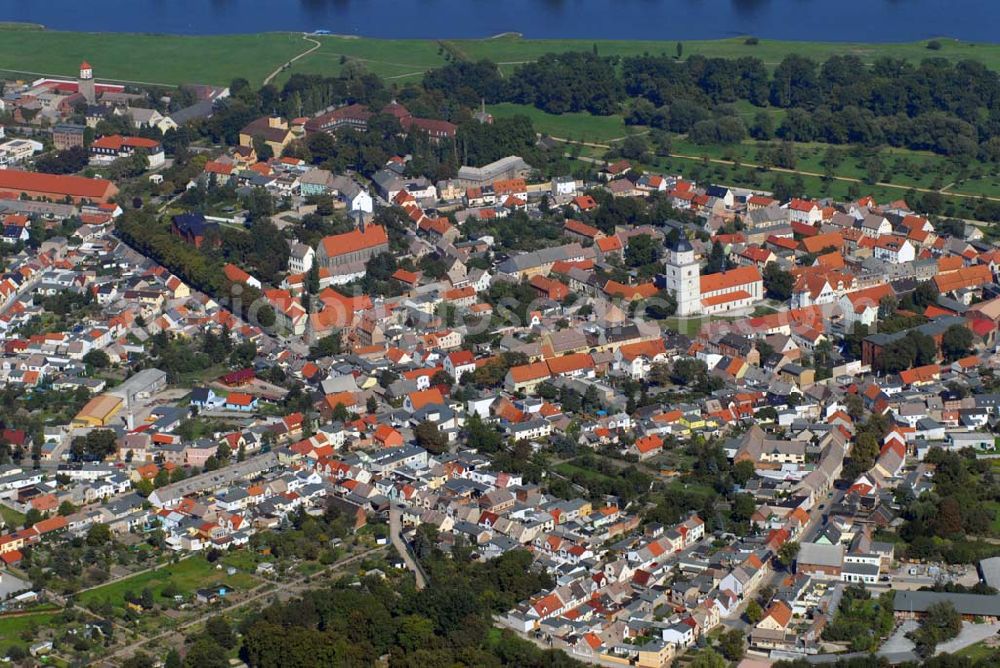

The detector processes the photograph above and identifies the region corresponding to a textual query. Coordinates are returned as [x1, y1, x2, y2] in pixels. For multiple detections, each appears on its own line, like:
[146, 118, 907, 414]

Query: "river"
[1, 0, 998, 42]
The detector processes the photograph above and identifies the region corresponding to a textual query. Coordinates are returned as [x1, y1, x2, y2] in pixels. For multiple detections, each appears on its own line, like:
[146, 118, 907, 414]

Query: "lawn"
[0, 608, 60, 651]
[78, 556, 258, 610]
[10, 29, 1000, 91]
[0, 503, 26, 531]
[662, 314, 735, 337]
[554, 461, 616, 485]
[221, 550, 265, 574]
[957, 639, 1000, 662]
[0, 27, 306, 86]
[986, 501, 1000, 535]
[488, 103, 629, 143]
[275, 36, 449, 84]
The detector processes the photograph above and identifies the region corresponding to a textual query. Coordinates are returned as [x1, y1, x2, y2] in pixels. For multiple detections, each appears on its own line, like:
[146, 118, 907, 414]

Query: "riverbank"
[3, 27, 1000, 87]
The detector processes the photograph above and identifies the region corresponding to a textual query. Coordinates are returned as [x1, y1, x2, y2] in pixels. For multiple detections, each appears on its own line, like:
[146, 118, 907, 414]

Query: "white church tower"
[665, 236, 701, 316]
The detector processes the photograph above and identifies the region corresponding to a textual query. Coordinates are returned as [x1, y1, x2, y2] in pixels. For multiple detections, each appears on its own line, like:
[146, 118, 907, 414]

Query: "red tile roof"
[319, 225, 388, 259]
[91, 134, 160, 151]
[0, 169, 116, 201]
[700, 266, 762, 293]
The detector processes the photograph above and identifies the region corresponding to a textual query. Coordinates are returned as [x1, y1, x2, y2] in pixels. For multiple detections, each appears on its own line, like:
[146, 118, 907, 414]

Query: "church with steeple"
[664, 236, 701, 316]
[663, 236, 764, 316]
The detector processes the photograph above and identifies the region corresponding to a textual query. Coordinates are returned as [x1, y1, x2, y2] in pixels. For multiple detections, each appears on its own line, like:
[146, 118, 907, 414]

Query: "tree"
[718, 628, 746, 661]
[733, 460, 755, 486]
[463, 413, 502, 453]
[414, 421, 448, 455]
[745, 600, 764, 624]
[58, 501, 76, 516]
[86, 523, 113, 546]
[750, 111, 774, 140]
[689, 648, 726, 668]
[670, 358, 709, 386]
[843, 430, 880, 481]
[941, 324, 973, 362]
[366, 395, 379, 414]
[83, 350, 111, 369]
[165, 649, 182, 668]
[777, 541, 800, 568]
[256, 304, 276, 329]
[814, 338, 834, 366]
[24, 508, 42, 528]
[183, 637, 229, 668]
[625, 233, 660, 269]
[154, 468, 171, 489]
[910, 601, 962, 657]
[934, 497, 964, 538]
[396, 614, 435, 652]
[845, 393, 864, 421]
[763, 263, 794, 301]
[35, 146, 89, 174]
[122, 654, 155, 668]
[330, 402, 349, 423]
[309, 333, 342, 359]
[204, 616, 236, 649]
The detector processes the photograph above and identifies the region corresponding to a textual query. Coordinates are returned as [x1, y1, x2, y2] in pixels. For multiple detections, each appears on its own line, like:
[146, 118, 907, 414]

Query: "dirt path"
[262, 34, 321, 86]
[97, 545, 386, 665]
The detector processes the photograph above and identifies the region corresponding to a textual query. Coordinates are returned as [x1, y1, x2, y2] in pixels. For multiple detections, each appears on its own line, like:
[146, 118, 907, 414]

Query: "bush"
[927, 40, 942, 50]
[745, 37, 759, 45]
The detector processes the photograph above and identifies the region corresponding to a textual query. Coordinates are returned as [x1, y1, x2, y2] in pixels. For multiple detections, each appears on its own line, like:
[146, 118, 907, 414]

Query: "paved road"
[935, 622, 1000, 655]
[723, 487, 842, 631]
[389, 507, 427, 590]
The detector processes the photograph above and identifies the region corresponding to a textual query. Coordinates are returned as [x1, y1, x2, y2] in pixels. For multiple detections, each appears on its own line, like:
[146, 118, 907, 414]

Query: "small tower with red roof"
[78, 60, 96, 104]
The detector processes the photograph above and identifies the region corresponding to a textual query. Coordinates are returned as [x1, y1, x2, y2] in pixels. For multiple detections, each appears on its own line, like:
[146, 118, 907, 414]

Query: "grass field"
[554, 461, 616, 485]
[276, 36, 449, 84]
[0, 28, 306, 86]
[6, 27, 1000, 89]
[0, 503, 26, 530]
[489, 103, 630, 142]
[79, 557, 258, 610]
[957, 639, 1000, 662]
[483, 97, 1000, 208]
[0, 608, 60, 651]
[986, 501, 1000, 535]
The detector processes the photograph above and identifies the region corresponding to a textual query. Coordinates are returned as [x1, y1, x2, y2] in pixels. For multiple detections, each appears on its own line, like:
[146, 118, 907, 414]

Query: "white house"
[331, 176, 374, 213]
[872, 236, 915, 264]
[787, 199, 821, 225]
[0, 138, 43, 166]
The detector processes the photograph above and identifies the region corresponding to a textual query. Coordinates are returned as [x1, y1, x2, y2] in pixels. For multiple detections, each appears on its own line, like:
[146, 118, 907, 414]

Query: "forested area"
[893, 447, 1000, 563]
[235, 545, 579, 668]
[428, 51, 1000, 161]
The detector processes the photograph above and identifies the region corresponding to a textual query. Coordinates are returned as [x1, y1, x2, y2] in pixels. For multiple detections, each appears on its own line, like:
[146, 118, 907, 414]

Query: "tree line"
[428, 50, 1000, 160]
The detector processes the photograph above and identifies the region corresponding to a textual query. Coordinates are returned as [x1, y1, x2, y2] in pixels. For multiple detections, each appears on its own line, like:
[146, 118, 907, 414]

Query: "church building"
[664, 237, 764, 316]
